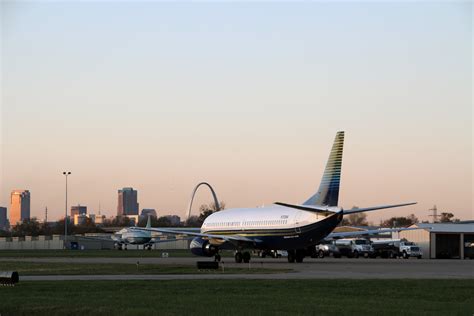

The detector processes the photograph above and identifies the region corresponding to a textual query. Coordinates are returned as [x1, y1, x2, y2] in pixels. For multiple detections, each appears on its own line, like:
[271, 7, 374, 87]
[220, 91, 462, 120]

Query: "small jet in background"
[81, 216, 191, 250]
[112, 215, 155, 250]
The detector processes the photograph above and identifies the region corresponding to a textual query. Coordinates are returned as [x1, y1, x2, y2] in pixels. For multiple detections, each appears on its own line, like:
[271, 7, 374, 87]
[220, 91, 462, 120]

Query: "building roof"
[413, 223, 474, 233]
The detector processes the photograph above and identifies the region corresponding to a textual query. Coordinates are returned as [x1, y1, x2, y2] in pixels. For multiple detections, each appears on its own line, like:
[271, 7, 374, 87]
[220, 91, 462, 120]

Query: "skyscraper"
[71, 205, 87, 217]
[117, 187, 139, 216]
[0, 207, 8, 230]
[10, 190, 30, 225]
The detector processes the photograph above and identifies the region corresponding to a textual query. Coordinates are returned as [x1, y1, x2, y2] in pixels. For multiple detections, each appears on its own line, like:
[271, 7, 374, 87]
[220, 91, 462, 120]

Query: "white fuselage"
[113, 228, 152, 245]
[201, 204, 340, 234]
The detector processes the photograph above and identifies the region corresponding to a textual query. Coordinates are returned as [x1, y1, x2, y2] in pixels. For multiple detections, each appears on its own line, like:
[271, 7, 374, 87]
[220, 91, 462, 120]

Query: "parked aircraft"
[132, 131, 419, 262]
[85, 216, 190, 250]
[112, 215, 155, 250]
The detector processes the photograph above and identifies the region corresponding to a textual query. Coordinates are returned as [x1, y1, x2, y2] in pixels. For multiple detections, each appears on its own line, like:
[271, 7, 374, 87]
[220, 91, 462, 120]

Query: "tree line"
[339, 211, 460, 227]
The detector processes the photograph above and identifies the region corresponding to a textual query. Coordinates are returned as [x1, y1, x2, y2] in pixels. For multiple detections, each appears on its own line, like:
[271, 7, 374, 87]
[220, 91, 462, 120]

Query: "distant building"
[73, 214, 88, 225]
[10, 190, 30, 225]
[89, 214, 105, 225]
[117, 187, 139, 216]
[0, 207, 8, 230]
[124, 215, 139, 226]
[71, 205, 87, 217]
[141, 209, 157, 218]
[164, 215, 181, 226]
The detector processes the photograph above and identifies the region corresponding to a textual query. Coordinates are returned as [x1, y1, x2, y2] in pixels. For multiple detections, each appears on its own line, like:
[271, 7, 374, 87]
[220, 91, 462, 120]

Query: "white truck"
[372, 239, 422, 259]
[311, 240, 340, 258]
[333, 238, 375, 258]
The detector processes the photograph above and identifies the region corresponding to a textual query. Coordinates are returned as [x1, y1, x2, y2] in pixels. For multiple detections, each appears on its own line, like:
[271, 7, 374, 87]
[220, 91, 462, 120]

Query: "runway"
[4, 257, 473, 280]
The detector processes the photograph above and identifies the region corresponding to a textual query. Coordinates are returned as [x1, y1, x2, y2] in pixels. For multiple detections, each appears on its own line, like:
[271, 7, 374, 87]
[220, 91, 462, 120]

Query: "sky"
[1, 1, 472, 223]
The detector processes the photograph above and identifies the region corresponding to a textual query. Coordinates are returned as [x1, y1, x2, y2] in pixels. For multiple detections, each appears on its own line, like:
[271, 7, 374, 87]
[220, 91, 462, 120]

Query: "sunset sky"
[1, 2, 472, 223]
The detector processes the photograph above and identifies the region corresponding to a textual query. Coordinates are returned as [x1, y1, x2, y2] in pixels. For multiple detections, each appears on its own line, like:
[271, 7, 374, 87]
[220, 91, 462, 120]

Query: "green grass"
[0, 261, 287, 275]
[0, 249, 201, 258]
[0, 280, 472, 316]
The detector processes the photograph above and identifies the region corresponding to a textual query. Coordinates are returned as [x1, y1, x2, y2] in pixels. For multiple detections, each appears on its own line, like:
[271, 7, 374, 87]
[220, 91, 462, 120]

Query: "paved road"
[3, 257, 473, 280]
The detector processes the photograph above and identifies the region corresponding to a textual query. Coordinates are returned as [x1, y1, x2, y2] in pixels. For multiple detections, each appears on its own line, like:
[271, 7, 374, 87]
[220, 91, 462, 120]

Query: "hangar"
[399, 222, 474, 259]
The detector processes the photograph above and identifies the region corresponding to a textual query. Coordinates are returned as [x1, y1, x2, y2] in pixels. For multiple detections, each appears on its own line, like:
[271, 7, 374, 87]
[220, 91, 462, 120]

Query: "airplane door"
[294, 211, 302, 234]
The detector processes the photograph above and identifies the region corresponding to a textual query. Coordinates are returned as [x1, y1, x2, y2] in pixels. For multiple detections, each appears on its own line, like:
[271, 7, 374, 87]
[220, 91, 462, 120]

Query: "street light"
[63, 171, 71, 249]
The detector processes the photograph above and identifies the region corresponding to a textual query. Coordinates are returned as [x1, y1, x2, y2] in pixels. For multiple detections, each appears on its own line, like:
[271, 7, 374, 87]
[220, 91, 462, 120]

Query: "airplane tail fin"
[146, 215, 151, 228]
[303, 131, 344, 207]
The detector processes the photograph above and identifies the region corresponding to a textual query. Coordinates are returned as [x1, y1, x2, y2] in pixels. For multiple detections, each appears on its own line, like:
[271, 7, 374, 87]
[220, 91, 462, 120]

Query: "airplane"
[132, 131, 419, 262]
[83, 216, 190, 250]
[112, 215, 156, 250]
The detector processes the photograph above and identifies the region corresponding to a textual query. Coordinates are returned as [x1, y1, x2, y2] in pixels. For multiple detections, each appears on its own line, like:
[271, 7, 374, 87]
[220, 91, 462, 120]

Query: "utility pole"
[63, 171, 71, 249]
[45, 207, 48, 223]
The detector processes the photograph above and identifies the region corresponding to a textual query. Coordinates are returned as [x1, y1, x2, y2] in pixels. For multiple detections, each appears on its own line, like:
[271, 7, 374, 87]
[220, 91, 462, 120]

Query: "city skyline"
[1, 2, 472, 223]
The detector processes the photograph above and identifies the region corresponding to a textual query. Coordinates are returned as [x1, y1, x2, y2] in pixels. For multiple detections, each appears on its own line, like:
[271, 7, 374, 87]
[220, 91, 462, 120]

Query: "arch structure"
[187, 182, 220, 221]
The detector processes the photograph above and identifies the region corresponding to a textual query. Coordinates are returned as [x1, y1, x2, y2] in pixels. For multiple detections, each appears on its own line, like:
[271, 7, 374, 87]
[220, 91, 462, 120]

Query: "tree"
[51, 219, 74, 235]
[185, 201, 225, 227]
[73, 217, 104, 234]
[156, 216, 172, 227]
[137, 216, 160, 227]
[338, 217, 350, 226]
[108, 216, 133, 227]
[381, 214, 418, 228]
[440, 212, 455, 223]
[11, 218, 42, 236]
[345, 212, 368, 226]
[185, 215, 201, 227]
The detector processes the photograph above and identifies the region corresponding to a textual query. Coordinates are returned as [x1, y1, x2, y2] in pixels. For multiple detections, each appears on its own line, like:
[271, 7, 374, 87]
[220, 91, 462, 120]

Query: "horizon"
[1, 2, 472, 223]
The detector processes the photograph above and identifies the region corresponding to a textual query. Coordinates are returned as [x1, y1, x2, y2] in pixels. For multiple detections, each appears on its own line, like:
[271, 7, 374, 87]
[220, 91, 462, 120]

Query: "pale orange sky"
[1, 2, 472, 223]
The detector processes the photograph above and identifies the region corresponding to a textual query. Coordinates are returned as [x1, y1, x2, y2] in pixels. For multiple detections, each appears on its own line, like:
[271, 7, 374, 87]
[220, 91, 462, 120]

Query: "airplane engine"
[190, 237, 218, 257]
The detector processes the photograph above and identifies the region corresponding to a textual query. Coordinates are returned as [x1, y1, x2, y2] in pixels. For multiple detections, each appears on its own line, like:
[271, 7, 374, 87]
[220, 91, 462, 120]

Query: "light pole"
[63, 171, 71, 249]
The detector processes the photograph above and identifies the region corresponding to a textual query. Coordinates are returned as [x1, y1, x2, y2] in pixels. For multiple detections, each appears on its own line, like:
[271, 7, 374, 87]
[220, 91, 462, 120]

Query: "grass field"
[0, 279, 472, 316]
[0, 249, 201, 258]
[0, 261, 287, 275]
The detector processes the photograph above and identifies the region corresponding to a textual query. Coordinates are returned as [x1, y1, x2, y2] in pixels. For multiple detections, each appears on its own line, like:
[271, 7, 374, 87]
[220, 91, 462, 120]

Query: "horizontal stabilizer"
[274, 202, 338, 216]
[343, 202, 417, 215]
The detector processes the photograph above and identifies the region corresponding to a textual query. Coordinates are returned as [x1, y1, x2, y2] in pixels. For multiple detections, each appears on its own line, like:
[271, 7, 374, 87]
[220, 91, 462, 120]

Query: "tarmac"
[3, 256, 473, 280]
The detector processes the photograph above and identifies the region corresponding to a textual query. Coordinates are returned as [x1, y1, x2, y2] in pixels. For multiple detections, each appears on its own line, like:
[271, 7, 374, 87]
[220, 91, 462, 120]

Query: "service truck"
[310, 240, 340, 258]
[372, 239, 422, 259]
[333, 238, 375, 258]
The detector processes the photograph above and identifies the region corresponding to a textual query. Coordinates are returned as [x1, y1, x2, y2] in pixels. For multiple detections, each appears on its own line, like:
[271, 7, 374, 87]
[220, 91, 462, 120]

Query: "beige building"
[400, 223, 474, 259]
[10, 190, 30, 225]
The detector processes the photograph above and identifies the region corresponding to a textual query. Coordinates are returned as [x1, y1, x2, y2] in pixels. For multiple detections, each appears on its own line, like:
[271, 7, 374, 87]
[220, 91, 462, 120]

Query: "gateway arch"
[186, 182, 221, 221]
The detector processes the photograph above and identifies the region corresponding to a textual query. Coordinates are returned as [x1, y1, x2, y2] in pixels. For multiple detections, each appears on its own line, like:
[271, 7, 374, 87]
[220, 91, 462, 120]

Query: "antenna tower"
[428, 205, 439, 223]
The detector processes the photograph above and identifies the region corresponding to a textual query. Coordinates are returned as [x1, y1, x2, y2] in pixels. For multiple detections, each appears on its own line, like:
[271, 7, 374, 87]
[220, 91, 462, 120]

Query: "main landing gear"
[115, 243, 127, 251]
[143, 244, 152, 251]
[287, 249, 305, 263]
[234, 251, 251, 263]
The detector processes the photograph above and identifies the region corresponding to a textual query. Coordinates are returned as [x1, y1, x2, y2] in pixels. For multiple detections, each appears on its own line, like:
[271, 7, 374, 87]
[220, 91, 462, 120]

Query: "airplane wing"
[325, 227, 426, 239]
[77, 235, 193, 244]
[343, 202, 417, 214]
[131, 227, 258, 244]
[150, 237, 194, 244]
